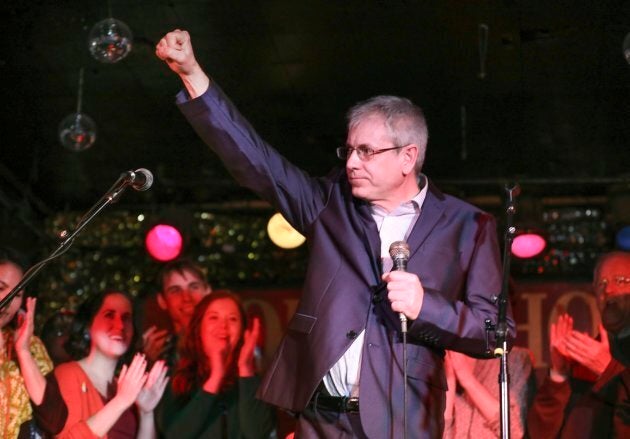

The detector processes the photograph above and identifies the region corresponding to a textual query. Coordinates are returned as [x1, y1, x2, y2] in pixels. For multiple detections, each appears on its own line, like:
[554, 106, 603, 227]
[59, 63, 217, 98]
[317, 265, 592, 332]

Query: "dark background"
[1, 1, 629, 212]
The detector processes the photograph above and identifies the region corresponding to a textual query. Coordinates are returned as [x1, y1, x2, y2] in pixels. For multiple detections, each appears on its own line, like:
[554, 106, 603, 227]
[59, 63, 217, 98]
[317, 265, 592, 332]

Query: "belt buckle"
[345, 397, 360, 412]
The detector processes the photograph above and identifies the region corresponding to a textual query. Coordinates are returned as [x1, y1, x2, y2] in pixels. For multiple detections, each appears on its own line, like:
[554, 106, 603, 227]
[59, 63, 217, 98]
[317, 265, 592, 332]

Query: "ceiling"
[1, 0, 630, 225]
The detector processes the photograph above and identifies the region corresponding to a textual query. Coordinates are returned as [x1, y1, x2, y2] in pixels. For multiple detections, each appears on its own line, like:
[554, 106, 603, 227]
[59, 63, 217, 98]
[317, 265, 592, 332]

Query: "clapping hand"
[142, 326, 170, 363]
[14, 297, 36, 355]
[136, 360, 169, 414]
[116, 354, 148, 408]
[565, 324, 612, 377]
[238, 316, 261, 377]
[550, 313, 573, 378]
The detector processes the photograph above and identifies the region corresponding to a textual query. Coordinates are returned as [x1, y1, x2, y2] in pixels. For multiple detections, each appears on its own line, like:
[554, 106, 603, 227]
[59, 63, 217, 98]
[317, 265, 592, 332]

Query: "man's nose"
[181, 289, 194, 301]
[346, 149, 361, 167]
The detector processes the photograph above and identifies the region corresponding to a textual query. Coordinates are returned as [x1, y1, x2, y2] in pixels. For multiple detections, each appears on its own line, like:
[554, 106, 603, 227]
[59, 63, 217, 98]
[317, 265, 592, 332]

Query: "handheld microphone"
[389, 241, 411, 333]
[125, 168, 154, 191]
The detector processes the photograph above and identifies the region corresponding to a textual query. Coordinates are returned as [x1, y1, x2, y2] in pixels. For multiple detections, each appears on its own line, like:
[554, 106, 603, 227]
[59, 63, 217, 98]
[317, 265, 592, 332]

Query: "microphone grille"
[133, 168, 153, 191]
[389, 241, 410, 260]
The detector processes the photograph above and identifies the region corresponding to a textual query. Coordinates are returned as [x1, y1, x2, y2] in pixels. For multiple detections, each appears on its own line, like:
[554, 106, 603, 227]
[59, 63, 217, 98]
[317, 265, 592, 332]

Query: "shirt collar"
[370, 174, 429, 217]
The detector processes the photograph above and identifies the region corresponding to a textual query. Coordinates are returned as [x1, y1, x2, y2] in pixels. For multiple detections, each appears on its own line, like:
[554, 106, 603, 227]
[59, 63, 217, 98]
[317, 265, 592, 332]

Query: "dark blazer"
[178, 84, 514, 438]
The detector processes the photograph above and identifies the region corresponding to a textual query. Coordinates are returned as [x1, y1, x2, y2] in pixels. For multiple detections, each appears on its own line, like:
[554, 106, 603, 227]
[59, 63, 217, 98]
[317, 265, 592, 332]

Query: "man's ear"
[156, 292, 167, 310]
[402, 144, 418, 175]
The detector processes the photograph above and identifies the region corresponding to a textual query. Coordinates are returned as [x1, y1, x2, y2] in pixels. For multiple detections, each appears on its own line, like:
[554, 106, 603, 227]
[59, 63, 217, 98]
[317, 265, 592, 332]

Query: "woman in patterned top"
[0, 247, 54, 438]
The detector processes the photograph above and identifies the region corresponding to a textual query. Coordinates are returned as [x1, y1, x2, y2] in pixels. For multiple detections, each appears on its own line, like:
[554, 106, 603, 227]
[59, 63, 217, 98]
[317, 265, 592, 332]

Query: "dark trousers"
[296, 405, 368, 439]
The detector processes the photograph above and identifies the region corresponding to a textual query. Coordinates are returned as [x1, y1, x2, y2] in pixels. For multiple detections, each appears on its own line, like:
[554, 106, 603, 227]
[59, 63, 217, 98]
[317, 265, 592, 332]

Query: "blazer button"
[346, 330, 358, 340]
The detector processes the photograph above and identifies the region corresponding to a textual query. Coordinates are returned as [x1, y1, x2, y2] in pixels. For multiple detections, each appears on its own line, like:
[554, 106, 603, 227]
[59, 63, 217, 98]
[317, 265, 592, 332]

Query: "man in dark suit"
[156, 29, 514, 438]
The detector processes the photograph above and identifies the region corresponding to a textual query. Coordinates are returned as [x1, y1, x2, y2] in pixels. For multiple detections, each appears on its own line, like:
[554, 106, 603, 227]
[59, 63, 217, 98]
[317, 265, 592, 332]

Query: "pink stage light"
[511, 233, 547, 259]
[145, 224, 183, 261]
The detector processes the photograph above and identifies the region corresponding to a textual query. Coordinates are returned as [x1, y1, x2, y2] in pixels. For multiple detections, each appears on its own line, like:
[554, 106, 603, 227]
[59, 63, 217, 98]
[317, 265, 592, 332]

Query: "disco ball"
[58, 113, 97, 151]
[624, 32, 630, 65]
[88, 18, 133, 63]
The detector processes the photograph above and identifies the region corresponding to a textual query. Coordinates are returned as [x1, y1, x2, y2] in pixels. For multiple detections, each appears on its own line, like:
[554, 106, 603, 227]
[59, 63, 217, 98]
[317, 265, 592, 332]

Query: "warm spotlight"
[266, 213, 305, 249]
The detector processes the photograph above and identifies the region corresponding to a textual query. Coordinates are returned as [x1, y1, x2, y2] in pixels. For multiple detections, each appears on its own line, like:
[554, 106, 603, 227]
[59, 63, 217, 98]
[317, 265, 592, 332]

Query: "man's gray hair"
[347, 95, 428, 174]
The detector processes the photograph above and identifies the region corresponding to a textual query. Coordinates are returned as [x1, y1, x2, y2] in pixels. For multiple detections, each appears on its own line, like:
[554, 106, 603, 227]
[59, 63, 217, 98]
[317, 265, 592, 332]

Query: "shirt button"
[346, 330, 358, 340]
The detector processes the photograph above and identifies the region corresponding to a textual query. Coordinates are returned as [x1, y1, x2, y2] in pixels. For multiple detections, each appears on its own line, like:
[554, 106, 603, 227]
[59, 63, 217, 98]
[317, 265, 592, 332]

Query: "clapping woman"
[17, 290, 168, 438]
[158, 291, 274, 438]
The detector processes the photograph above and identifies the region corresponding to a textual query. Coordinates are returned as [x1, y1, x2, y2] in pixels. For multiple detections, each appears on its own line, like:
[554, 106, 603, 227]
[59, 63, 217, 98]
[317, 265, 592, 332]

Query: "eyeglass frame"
[336, 144, 409, 161]
[596, 275, 630, 291]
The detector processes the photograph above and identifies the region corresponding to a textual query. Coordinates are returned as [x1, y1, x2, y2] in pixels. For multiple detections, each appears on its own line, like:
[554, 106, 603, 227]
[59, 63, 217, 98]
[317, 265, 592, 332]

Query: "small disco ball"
[58, 113, 97, 151]
[88, 18, 133, 63]
[624, 32, 630, 65]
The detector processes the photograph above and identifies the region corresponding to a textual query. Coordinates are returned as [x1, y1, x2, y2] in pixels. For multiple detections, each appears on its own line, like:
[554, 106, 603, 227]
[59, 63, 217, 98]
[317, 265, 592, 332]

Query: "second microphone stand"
[488, 183, 520, 439]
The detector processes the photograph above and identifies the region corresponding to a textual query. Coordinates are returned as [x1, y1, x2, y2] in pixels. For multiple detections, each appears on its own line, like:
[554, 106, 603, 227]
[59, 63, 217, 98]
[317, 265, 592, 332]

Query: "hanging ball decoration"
[58, 112, 97, 151]
[88, 18, 133, 63]
[145, 224, 183, 262]
[624, 32, 630, 65]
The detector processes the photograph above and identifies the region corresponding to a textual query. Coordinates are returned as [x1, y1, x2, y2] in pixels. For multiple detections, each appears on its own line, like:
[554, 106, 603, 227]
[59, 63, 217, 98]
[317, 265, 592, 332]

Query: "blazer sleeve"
[409, 211, 513, 355]
[176, 84, 329, 233]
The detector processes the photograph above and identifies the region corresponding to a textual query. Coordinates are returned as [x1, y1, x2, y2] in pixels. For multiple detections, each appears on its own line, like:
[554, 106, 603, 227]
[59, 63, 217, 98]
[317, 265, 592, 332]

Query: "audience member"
[157, 291, 275, 438]
[527, 251, 630, 438]
[17, 290, 168, 438]
[40, 310, 74, 366]
[443, 346, 535, 438]
[0, 246, 54, 438]
[143, 258, 212, 366]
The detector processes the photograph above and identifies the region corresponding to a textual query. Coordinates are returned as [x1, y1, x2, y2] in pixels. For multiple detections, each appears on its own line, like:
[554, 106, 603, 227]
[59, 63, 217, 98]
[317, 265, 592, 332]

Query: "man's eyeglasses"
[596, 276, 630, 290]
[336, 145, 407, 161]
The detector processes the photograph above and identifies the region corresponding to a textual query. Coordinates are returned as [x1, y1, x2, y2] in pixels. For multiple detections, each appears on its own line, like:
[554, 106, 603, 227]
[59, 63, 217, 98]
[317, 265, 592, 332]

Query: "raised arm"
[15, 297, 47, 404]
[156, 29, 210, 99]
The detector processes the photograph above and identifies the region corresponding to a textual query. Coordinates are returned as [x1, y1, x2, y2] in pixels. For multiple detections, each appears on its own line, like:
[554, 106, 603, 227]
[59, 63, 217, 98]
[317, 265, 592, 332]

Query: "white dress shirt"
[322, 175, 428, 397]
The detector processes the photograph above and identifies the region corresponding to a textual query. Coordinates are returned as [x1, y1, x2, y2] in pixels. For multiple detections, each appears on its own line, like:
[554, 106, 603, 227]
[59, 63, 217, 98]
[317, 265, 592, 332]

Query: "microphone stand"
[492, 183, 520, 439]
[0, 171, 135, 311]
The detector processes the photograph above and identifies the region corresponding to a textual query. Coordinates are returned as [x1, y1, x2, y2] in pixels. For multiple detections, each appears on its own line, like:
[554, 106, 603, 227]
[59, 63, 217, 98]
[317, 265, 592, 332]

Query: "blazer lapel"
[407, 183, 445, 259]
[354, 197, 383, 283]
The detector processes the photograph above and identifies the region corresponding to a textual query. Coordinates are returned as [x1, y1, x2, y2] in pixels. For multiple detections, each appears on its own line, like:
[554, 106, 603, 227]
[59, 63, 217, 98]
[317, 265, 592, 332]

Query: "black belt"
[309, 392, 360, 413]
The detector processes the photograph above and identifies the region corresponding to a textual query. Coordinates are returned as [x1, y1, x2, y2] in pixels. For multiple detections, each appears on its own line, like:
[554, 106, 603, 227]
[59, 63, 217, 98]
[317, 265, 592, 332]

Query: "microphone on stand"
[105, 168, 154, 203]
[124, 168, 154, 191]
[389, 240, 411, 334]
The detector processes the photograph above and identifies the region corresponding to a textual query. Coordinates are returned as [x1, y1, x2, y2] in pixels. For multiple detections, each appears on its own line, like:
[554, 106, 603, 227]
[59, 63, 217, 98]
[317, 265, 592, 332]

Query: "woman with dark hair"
[158, 291, 275, 438]
[0, 246, 54, 438]
[18, 290, 169, 438]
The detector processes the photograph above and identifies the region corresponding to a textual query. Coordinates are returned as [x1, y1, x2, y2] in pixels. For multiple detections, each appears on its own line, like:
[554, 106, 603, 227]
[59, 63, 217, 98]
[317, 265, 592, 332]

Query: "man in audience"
[527, 251, 630, 438]
[142, 258, 212, 365]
